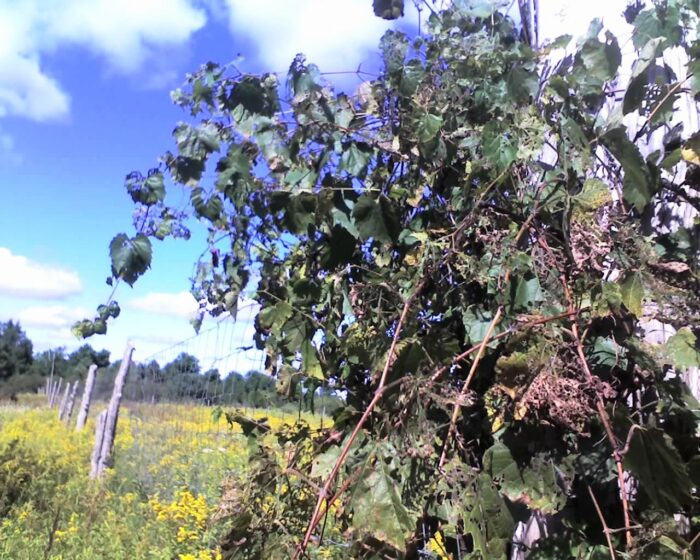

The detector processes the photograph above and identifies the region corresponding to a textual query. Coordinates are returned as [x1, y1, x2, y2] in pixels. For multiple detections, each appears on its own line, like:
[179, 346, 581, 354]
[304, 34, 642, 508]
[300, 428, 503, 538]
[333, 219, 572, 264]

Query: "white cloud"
[0, 55, 70, 121]
[127, 290, 199, 318]
[15, 304, 88, 329]
[222, 0, 404, 73]
[0, 0, 206, 122]
[0, 248, 83, 299]
[47, 0, 207, 72]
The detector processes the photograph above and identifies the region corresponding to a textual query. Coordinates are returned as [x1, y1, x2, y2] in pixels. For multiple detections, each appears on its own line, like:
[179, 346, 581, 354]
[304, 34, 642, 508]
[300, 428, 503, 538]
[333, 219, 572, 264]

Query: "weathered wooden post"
[46, 351, 56, 405]
[57, 382, 70, 420]
[49, 377, 62, 408]
[90, 410, 107, 479]
[63, 381, 80, 424]
[76, 364, 98, 431]
[91, 343, 134, 479]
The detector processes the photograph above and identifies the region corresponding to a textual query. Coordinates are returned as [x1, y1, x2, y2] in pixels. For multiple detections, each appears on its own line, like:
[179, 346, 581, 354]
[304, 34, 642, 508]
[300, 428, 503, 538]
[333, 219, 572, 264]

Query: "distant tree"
[221, 371, 247, 404]
[162, 353, 200, 377]
[67, 344, 110, 370]
[0, 321, 33, 380]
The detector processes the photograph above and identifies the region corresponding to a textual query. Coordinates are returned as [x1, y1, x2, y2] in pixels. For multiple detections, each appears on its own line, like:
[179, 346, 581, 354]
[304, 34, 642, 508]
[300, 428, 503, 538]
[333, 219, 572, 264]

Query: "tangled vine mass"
[76, 1, 700, 558]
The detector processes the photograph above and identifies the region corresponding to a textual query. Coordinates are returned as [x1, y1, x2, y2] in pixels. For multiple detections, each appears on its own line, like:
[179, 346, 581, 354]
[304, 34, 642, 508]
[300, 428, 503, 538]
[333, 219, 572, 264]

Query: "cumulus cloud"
[0, 0, 206, 122]
[127, 290, 199, 318]
[222, 0, 406, 73]
[15, 304, 88, 329]
[0, 248, 82, 299]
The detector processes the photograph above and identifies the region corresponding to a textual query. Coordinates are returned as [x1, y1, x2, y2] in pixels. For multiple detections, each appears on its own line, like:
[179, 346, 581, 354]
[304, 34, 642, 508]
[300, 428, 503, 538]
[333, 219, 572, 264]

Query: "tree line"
[0, 320, 339, 411]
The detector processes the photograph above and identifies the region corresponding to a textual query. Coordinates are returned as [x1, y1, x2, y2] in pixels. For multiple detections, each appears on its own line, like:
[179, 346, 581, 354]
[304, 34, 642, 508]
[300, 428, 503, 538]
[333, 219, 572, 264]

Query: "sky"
[0, 0, 632, 372]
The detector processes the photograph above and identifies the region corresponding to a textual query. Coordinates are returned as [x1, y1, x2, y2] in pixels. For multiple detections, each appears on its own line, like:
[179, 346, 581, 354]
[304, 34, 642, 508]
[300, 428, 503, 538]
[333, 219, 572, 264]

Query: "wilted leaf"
[681, 132, 700, 165]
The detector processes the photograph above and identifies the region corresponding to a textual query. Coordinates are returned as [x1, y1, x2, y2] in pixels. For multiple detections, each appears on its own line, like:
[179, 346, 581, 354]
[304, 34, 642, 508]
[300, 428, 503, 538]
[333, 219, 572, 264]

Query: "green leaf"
[300, 339, 323, 380]
[126, 171, 165, 206]
[287, 55, 322, 98]
[602, 127, 655, 211]
[572, 179, 612, 218]
[275, 365, 300, 398]
[463, 307, 497, 346]
[507, 64, 539, 104]
[665, 328, 700, 370]
[174, 122, 220, 160]
[623, 38, 663, 114]
[399, 59, 424, 96]
[379, 30, 409, 75]
[592, 282, 622, 316]
[578, 32, 621, 83]
[373, 0, 404, 20]
[417, 113, 443, 150]
[619, 272, 644, 316]
[352, 195, 400, 243]
[511, 275, 544, 312]
[340, 143, 372, 177]
[311, 445, 342, 479]
[228, 75, 280, 117]
[283, 192, 318, 233]
[632, 7, 681, 49]
[191, 187, 223, 221]
[687, 56, 700, 96]
[591, 336, 624, 368]
[624, 427, 692, 513]
[258, 301, 293, 335]
[482, 122, 516, 170]
[109, 233, 152, 286]
[352, 457, 413, 549]
[483, 442, 568, 514]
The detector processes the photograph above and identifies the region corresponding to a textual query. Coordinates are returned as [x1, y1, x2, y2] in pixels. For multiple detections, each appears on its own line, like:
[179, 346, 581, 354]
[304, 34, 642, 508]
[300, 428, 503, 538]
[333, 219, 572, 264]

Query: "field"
[0, 396, 320, 560]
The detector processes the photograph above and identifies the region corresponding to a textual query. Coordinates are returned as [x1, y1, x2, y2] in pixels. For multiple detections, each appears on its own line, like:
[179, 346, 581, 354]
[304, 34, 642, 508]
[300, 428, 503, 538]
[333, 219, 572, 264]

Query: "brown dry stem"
[562, 277, 633, 550]
[587, 484, 617, 560]
[294, 279, 426, 559]
[438, 306, 503, 468]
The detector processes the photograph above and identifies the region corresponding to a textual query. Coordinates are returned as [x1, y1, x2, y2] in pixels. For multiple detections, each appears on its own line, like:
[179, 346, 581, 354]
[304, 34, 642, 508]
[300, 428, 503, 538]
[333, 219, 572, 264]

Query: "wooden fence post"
[57, 383, 70, 420]
[90, 410, 108, 479]
[92, 343, 134, 478]
[46, 351, 56, 405]
[76, 365, 98, 431]
[63, 381, 80, 424]
[49, 377, 62, 408]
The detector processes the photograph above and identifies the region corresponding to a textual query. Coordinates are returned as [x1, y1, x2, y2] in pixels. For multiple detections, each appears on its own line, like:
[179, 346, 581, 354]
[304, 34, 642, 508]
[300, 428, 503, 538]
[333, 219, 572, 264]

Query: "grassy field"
[0, 396, 318, 560]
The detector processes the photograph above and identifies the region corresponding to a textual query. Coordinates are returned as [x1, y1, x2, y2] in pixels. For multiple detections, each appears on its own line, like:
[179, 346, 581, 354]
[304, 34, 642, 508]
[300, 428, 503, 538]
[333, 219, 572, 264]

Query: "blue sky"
[0, 0, 630, 370]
